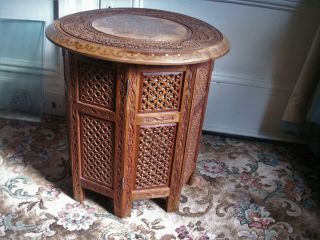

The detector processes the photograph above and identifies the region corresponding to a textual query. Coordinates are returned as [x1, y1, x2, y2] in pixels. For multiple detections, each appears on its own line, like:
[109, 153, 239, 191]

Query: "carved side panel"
[135, 125, 177, 189]
[79, 61, 116, 110]
[183, 106, 204, 180]
[183, 61, 212, 183]
[66, 56, 120, 200]
[76, 59, 117, 191]
[133, 68, 186, 195]
[140, 72, 183, 112]
[80, 114, 114, 188]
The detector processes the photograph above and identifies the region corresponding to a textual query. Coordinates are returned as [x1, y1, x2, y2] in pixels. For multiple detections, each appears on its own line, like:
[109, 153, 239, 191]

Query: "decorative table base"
[46, 8, 229, 218]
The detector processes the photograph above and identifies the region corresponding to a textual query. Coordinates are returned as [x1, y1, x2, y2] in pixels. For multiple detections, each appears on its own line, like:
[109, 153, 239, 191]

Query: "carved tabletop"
[46, 8, 229, 65]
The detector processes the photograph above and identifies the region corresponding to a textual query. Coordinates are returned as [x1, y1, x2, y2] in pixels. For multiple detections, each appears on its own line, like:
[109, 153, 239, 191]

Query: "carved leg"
[166, 191, 181, 212]
[113, 199, 132, 218]
[186, 172, 197, 186]
[73, 186, 85, 203]
[69, 136, 85, 203]
[71, 159, 85, 202]
[113, 173, 132, 218]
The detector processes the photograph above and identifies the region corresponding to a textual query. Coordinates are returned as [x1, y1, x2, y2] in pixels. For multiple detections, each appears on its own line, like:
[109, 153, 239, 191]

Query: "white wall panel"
[3, 0, 319, 140]
[141, 0, 320, 141]
[0, 0, 64, 95]
[203, 81, 297, 141]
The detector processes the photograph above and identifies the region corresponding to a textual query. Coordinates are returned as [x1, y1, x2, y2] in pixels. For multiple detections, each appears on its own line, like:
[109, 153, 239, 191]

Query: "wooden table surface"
[46, 8, 229, 65]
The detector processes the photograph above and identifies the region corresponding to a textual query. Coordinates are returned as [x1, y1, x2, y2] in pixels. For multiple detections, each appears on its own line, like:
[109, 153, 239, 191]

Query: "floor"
[0, 115, 319, 239]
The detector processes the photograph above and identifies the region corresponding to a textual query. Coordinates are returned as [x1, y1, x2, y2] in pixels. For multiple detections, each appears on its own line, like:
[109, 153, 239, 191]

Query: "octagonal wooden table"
[46, 8, 229, 218]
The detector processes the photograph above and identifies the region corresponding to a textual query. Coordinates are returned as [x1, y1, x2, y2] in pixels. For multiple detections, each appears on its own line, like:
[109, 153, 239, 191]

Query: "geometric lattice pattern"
[140, 72, 183, 112]
[79, 61, 116, 110]
[80, 114, 114, 188]
[135, 125, 176, 189]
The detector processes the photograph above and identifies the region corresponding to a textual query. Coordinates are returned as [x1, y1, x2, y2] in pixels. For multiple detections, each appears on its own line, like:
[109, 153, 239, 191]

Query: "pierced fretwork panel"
[183, 62, 211, 183]
[135, 125, 176, 189]
[80, 114, 114, 188]
[78, 61, 116, 110]
[140, 72, 183, 112]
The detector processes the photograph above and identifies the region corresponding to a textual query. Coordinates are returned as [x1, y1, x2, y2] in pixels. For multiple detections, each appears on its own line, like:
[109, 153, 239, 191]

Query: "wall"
[2, 0, 320, 141]
[138, 0, 320, 141]
[0, 0, 66, 115]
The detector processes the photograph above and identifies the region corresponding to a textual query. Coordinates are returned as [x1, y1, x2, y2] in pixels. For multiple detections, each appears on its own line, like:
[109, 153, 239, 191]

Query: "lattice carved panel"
[192, 62, 210, 105]
[80, 114, 114, 188]
[183, 62, 211, 183]
[183, 106, 204, 182]
[140, 72, 183, 112]
[135, 125, 176, 189]
[79, 61, 116, 110]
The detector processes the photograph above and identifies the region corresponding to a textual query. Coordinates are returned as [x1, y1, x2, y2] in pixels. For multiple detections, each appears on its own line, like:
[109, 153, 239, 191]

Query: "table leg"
[186, 172, 197, 186]
[73, 186, 85, 203]
[71, 161, 85, 203]
[166, 191, 181, 212]
[113, 200, 132, 218]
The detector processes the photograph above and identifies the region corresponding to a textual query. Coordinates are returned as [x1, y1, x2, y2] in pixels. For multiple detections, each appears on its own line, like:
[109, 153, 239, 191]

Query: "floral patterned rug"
[0, 116, 319, 239]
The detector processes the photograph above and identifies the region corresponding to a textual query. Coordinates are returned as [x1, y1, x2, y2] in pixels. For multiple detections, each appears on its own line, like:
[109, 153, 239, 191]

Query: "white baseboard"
[203, 122, 303, 143]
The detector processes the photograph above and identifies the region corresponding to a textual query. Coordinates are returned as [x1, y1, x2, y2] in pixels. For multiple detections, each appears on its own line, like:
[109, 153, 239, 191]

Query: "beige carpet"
[0, 116, 319, 239]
